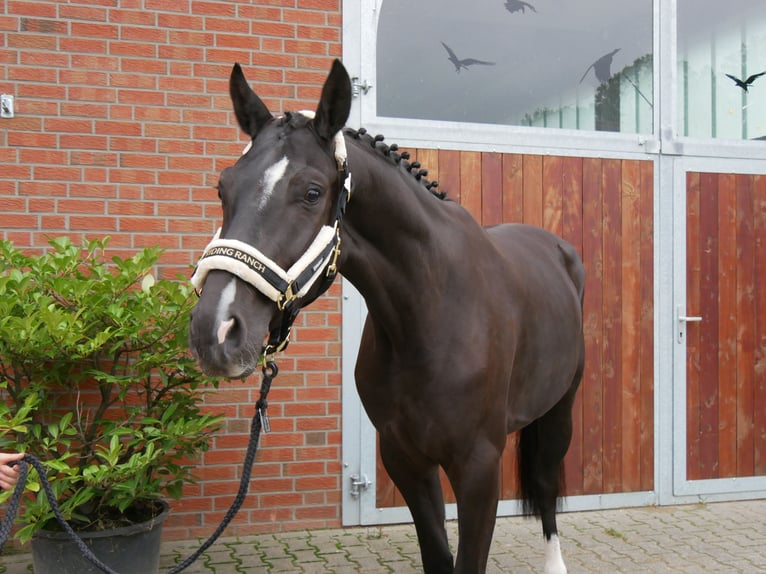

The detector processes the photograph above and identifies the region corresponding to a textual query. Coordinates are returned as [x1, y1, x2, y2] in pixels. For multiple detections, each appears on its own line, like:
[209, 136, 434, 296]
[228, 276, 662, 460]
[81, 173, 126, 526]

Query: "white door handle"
[677, 306, 702, 342]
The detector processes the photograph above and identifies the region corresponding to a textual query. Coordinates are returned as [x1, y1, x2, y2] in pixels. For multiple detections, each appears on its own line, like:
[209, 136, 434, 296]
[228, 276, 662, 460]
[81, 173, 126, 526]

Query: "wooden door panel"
[374, 151, 655, 506]
[686, 171, 766, 480]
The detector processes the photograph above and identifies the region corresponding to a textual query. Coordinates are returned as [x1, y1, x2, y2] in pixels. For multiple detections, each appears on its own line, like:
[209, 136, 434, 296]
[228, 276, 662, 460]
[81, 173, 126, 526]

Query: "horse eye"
[304, 188, 321, 203]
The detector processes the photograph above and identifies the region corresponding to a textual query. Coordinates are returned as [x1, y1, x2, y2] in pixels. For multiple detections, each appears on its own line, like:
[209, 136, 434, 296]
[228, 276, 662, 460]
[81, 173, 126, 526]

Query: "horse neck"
[339, 139, 449, 339]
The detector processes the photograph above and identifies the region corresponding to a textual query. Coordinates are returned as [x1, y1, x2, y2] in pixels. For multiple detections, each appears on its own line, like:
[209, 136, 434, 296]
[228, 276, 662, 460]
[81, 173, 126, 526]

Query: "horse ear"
[314, 59, 351, 141]
[229, 63, 272, 138]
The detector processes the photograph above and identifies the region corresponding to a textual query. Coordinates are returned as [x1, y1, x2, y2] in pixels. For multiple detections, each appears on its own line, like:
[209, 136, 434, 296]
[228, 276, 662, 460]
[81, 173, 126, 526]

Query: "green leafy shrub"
[0, 237, 222, 543]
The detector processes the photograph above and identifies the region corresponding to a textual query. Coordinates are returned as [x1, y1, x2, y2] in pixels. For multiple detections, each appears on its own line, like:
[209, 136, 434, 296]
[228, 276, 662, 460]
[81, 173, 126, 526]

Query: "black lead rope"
[0, 360, 279, 574]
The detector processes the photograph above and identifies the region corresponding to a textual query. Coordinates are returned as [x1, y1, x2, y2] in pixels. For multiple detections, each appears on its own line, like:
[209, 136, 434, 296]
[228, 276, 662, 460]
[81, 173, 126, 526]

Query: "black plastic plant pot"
[30, 500, 170, 574]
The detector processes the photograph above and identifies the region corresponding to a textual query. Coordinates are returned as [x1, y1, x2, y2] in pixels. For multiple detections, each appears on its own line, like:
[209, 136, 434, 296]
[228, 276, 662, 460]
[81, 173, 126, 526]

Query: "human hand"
[0, 452, 24, 491]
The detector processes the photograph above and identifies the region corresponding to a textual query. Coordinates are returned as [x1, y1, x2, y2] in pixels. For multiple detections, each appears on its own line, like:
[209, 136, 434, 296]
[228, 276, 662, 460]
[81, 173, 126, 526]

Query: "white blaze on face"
[215, 279, 237, 345]
[544, 534, 567, 574]
[258, 155, 289, 212]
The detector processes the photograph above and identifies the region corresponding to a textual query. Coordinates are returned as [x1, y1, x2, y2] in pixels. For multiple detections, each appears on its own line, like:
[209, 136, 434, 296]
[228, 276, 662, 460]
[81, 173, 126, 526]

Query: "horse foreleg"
[379, 436, 454, 574]
[446, 438, 502, 574]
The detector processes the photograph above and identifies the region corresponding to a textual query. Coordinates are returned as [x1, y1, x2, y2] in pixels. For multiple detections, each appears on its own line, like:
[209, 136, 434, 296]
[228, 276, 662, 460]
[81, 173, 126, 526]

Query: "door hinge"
[349, 473, 371, 498]
[351, 77, 372, 98]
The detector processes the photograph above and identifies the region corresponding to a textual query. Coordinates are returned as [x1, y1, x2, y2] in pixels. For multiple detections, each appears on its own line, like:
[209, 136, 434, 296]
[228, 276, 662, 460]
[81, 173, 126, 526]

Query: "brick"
[0, 197, 26, 211]
[58, 134, 109, 150]
[94, 121, 141, 137]
[70, 22, 118, 39]
[298, 0, 339, 9]
[19, 148, 67, 165]
[297, 25, 339, 41]
[158, 44, 204, 61]
[109, 168, 156, 184]
[58, 199, 106, 214]
[58, 5, 107, 22]
[68, 215, 117, 230]
[44, 118, 94, 134]
[19, 180, 67, 196]
[108, 8, 157, 26]
[202, 20, 251, 37]
[109, 136, 157, 152]
[168, 29, 213, 46]
[7, 32, 57, 49]
[69, 151, 117, 167]
[34, 166, 82, 181]
[20, 50, 69, 67]
[119, 26, 167, 43]
[156, 12, 203, 30]
[109, 200, 156, 216]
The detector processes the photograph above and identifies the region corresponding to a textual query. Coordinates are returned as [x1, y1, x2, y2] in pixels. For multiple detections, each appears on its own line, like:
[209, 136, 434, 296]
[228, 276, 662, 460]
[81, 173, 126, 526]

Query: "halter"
[190, 114, 350, 359]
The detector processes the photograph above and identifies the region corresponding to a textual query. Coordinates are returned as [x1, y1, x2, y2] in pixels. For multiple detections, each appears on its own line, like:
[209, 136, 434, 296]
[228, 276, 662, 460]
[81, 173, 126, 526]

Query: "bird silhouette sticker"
[580, 48, 621, 84]
[504, 0, 537, 14]
[441, 42, 496, 73]
[725, 72, 766, 92]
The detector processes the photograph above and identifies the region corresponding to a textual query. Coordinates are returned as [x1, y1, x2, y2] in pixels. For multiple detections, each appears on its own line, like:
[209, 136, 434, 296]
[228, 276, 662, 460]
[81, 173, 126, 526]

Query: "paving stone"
[2, 500, 766, 573]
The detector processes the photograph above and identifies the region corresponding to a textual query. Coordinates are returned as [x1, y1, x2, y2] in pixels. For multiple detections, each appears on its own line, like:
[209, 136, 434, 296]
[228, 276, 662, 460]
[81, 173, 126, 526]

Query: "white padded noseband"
[191, 112, 349, 312]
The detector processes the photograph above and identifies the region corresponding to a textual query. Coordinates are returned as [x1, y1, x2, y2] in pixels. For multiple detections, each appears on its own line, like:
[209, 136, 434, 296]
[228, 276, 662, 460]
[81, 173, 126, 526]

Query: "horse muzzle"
[188, 271, 271, 379]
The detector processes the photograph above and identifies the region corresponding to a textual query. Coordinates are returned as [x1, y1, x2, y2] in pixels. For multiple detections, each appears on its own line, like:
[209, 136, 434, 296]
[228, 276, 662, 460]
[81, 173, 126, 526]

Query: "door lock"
[349, 473, 371, 498]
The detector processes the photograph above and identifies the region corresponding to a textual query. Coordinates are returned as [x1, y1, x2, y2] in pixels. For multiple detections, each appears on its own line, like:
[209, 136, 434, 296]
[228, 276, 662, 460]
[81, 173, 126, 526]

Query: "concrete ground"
[2, 499, 765, 573]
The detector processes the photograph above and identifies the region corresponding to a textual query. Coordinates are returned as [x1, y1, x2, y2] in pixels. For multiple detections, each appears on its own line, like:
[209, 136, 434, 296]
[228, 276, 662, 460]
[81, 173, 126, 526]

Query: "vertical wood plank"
[502, 154, 524, 223]
[686, 172, 702, 480]
[562, 156, 584, 495]
[417, 148, 439, 190]
[562, 157, 584, 257]
[601, 158, 623, 492]
[581, 157, 604, 494]
[500, 435, 519, 500]
[753, 174, 766, 475]
[481, 152, 503, 226]
[439, 468, 455, 503]
[542, 155, 563, 236]
[698, 172, 719, 479]
[522, 155, 543, 226]
[736, 173, 755, 476]
[621, 159, 642, 491]
[460, 151, 482, 221]
[375, 435, 396, 508]
[438, 149, 461, 204]
[717, 173, 737, 478]
[639, 160, 655, 491]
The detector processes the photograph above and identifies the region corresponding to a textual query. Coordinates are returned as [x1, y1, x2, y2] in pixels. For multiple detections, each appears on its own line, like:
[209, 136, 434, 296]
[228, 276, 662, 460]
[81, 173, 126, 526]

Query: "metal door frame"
[665, 156, 766, 503]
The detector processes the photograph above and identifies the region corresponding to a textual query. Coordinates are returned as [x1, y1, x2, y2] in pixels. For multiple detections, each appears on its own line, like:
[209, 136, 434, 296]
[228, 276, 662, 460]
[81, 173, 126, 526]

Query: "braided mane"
[344, 127, 448, 200]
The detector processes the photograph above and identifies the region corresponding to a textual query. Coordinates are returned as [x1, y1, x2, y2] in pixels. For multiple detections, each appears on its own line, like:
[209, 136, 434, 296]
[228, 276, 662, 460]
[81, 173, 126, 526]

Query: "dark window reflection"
[376, 0, 653, 133]
[678, 0, 766, 140]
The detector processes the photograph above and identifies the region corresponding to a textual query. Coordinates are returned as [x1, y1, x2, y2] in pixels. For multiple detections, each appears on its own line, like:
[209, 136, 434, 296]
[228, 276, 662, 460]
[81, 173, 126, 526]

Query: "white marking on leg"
[544, 534, 567, 574]
[258, 155, 289, 211]
[215, 279, 237, 345]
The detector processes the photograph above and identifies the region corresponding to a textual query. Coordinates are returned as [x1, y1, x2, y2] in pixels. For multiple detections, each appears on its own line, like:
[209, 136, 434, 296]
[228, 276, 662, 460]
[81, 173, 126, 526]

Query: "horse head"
[189, 60, 352, 378]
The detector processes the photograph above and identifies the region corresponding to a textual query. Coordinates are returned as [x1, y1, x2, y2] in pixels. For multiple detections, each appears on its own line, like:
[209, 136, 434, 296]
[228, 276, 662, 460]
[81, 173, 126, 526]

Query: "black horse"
[189, 59, 585, 574]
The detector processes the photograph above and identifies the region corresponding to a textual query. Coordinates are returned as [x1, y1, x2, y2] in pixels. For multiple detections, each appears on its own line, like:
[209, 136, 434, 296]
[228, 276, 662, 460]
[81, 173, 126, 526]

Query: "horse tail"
[557, 241, 585, 308]
[516, 419, 566, 518]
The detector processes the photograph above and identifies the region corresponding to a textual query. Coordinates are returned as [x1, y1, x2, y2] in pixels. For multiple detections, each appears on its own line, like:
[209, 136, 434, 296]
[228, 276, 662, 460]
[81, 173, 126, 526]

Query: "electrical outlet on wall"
[1, 95, 14, 118]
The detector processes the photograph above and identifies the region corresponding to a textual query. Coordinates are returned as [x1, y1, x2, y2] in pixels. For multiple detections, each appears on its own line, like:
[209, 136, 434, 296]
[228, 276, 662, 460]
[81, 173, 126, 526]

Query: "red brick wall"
[0, 0, 343, 539]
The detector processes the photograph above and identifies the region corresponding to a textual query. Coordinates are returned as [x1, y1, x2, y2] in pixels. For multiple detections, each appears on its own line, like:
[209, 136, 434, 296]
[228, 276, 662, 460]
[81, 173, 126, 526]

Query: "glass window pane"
[678, 0, 766, 140]
[376, 0, 653, 133]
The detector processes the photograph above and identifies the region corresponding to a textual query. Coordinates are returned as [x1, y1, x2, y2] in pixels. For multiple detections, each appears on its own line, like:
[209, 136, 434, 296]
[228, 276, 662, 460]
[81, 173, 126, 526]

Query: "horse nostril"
[216, 317, 237, 345]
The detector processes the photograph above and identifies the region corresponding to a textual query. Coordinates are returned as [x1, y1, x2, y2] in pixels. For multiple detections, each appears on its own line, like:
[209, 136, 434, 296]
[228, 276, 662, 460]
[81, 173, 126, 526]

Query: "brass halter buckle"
[326, 233, 342, 278]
